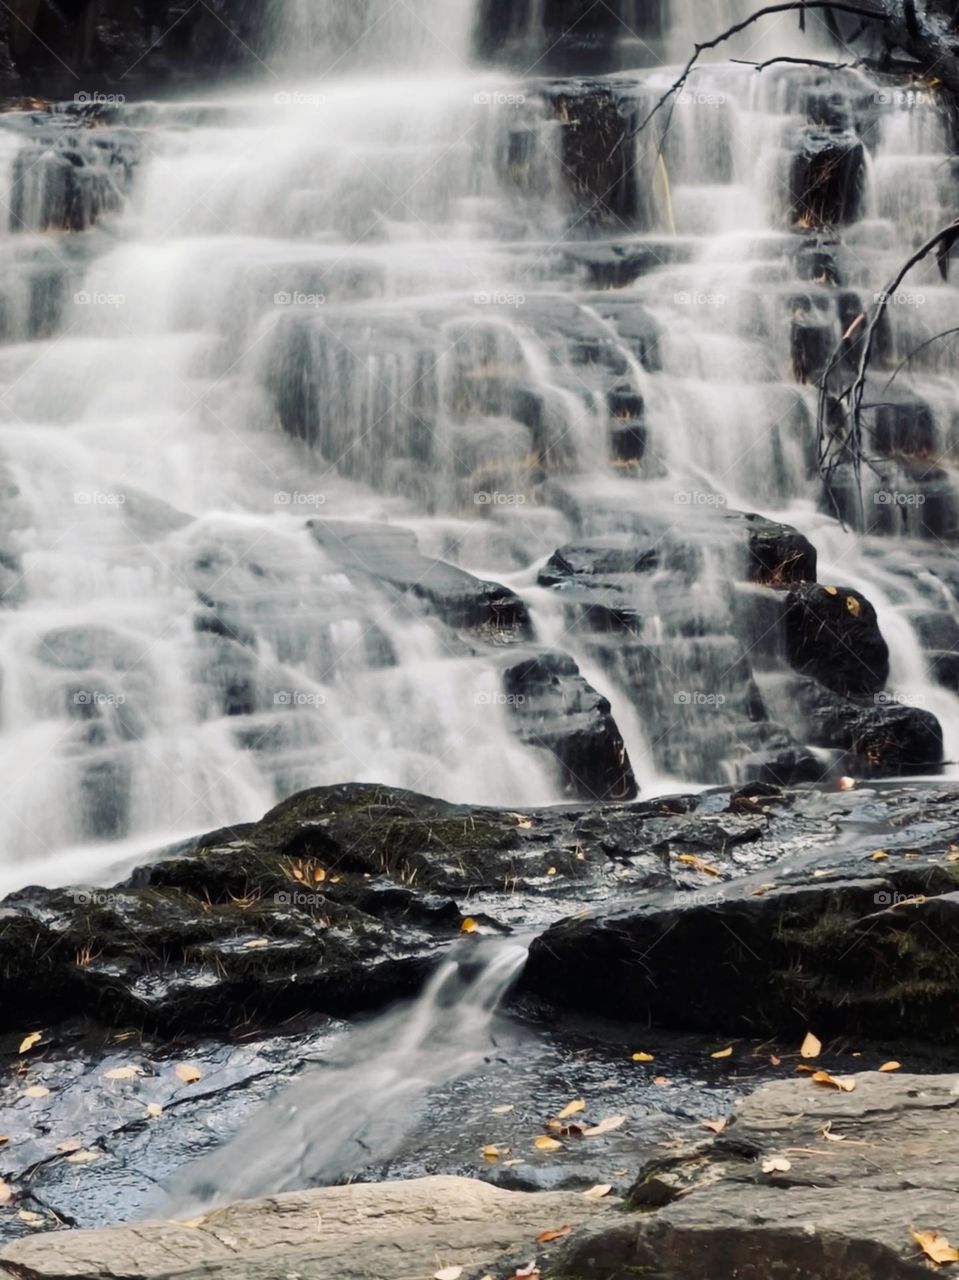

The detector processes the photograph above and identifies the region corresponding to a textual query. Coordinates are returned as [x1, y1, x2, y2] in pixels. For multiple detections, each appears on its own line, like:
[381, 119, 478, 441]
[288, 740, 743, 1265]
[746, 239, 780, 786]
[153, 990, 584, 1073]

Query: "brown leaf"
[702, 1118, 727, 1134]
[460, 918, 478, 934]
[536, 1225, 572, 1243]
[811, 1070, 856, 1092]
[769, 1055, 782, 1066]
[583, 1115, 625, 1136]
[879, 1061, 901, 1073]
[911, 1228, 959, 1264]
[534, 1135, 563, 1151]
[174, 1064, 202, 1085]
[673, 853, 722, 877]
[845, 595, 861, 618]
[582, 1184, 613, 1199]
[556, 1099, 586, 1120]
[18, 1032, 42, 1055]
[800, 1032, 822, 1059]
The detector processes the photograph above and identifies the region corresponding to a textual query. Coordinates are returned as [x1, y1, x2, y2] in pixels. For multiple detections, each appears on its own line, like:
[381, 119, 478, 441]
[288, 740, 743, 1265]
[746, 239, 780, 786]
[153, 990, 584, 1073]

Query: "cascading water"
[1, 0, 958, 893]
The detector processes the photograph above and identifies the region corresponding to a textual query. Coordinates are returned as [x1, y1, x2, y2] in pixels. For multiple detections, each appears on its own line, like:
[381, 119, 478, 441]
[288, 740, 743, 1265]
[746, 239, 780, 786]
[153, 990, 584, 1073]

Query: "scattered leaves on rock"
[911, 1228, 959, 1264]
[811, 1070, 856, 1092]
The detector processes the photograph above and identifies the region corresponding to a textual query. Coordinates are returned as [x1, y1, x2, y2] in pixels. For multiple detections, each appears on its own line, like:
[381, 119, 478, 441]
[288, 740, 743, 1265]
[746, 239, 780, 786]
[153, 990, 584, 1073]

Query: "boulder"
[503, 652, 638, 800]
[783, 583, 889, 695]
[786, 126, 865, 228]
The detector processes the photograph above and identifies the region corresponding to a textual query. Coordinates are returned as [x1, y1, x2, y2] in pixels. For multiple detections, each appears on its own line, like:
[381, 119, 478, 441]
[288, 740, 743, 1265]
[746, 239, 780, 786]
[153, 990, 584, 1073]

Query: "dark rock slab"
[309, 521, 531, 638]
[786, 126, 865, 228]
[783, 582, 890, 695]
[794, 676, 944, 776]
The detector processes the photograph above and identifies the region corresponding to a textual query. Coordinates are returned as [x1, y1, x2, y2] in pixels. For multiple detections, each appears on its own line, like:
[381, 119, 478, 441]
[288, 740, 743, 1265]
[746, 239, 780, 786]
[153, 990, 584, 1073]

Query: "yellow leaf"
[313, 867, 327, 883]
[824, 585, 838, 596]
[534, 1136, 563, 1151]
[702, 1118, 727, 1134]
[762, 1156, 791, 1173]
[546, 866, 558, 876]
[673, 853, 722, 877]
[0, 1180, 11, 1205]
[56, 1141, 81, 1153]
[811, 1070, 856, 1092]
[174, 1064, 202, 1085]
[104, 1066, 142, 1081]
[18, 1032, 42, 1055]
[631, 1052, 654, 1062]
[879, 1061, 901, 1073]
[582, 1184, 613, 1199]
[583, 1115, 625, 1136]
[535, 1225, 572, 1243]
[710, 1047, 733, 1059]
[243, 938, 269, 949]
[65, 1150, 99, 1164]
[491, 1104, 514, 1115]
[482, 1144, 510, 1161]
[556, 1099, 586, 1119]
[23, 1086, 49, 1099]
[176, 1217, 207, 1229]
[800, 1032, 822, 1059]
[846, 595, 861, 617]
[912, 1228, 959, 1265]
[16, 1210, 43, 1226]
[146, 1103, 163, 1118]
[460, 918, 479, 934]
[870, 850, 888, 862]
[434, 1269, 464, 1280]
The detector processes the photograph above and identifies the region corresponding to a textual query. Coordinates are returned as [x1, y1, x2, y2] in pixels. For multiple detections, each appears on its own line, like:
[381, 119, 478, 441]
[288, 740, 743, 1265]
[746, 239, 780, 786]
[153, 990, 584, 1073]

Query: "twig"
[731, 55, 857, 71]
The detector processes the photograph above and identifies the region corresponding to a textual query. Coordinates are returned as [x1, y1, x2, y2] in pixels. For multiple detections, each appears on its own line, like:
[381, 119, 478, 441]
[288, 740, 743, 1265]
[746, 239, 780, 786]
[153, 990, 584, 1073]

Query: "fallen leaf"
[870, 850, 889, 862]
[583, 1115, 625, 1136]
[536, 1225, 572, 1243]
[313, 867, 327, 883]
[547, 1119, 584, 1137]
[481, 1144, 510, 1160]
[824, 585, 838, 596]
[65, 1150, 99, 1164]
[911, 1228, 959, 1265]
[491, 1104, 514, 1115]
[846, 595, 862, 618]
[146, 1103, 163, 1118]
[752, 883, 777, 897]
[770, 1055, 782, 1066]
[879, 1061, 901, 1073]
[104, 1066, 142, 1081]
[674, 853, 722, 877]
[800, 1032, 822, 1059]
[837, 776, 856, 791]
[652, 1076, 670, 1086]
[502, 1158, 524, 1167]
[18, 1032, 42, 1055]
[56, 1141, 82, 1153]
[434, 1267, 463, 1280]
[0, 1137, 8, 1147]
[702, 1118, 727, 1134]
[534, 1136, 563, 1151]
[795, 1064, 815, 1074]
[631, 1052, 654, 1063]
[582, 1184, 613, 1199]
[16, 1210, 43, 1226]
[510, 814, 533, 829]
[23, 1086, 49, 1099]
[547, 866, 558, 876]
[710, 1047, 733, 1059]
[811, 1070, 856, 1093]
[762, 1156, 792, 1174]
[174, 1064, 202, 1085]
[820, 1122, 844, 1142]
[511, 1265, 539, 1279]
[0, 1181, 11, 1205]
[947, 851, 959, 862]
[243, 938, 269, 949]
[460, 918, 479, 934]
[556, 1099, 586, 1119]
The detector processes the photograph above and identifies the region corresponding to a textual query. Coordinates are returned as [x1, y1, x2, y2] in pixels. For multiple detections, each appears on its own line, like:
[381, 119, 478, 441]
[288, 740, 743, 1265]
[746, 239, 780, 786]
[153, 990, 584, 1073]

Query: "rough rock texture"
[551, 1072, 959, 1280]
[783, 582, 890, 696]
[0, 1175, 614, 1279]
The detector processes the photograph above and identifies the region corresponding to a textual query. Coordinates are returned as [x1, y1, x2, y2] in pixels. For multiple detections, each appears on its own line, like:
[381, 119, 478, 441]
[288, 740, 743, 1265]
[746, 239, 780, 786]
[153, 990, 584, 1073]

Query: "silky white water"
[0, 0, 957, 893]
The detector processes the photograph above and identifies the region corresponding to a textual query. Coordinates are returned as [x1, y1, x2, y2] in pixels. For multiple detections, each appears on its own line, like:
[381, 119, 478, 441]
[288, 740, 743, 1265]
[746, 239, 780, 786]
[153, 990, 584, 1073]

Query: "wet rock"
[872, 396, 936, 457]
[790, 315, 833, 383]
[547, 84, 647, 227]
[503, 651, 638, 800]
[786, 126, 865, 228]
[9, 125, 139, 233]
[561, 237, 696, 288]
[724, 512, 818, 586]
[551, 1072, 959, 1280]
[309, 521, 531, 639]
[783, 582, 889, 695]
[793, 677, 944, 776]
